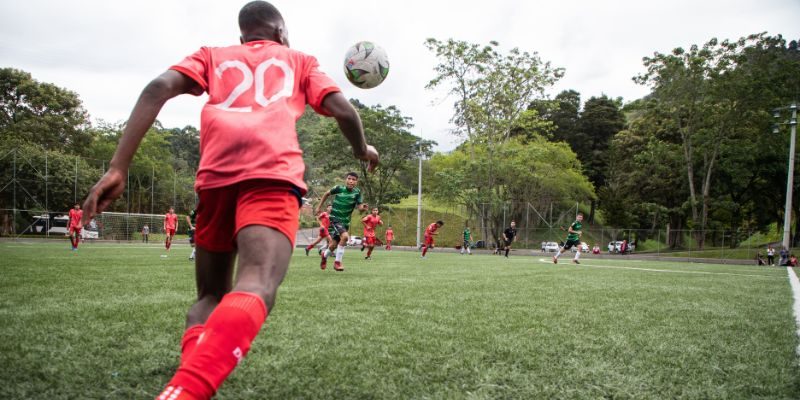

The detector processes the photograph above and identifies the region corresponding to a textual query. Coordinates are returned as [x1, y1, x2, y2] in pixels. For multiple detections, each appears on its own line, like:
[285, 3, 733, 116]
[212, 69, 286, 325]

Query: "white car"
[609, 241, 635, 253]
[541, 241, 560, 252]
[347, 236, 363, 246]
[570, 242, 590, 253]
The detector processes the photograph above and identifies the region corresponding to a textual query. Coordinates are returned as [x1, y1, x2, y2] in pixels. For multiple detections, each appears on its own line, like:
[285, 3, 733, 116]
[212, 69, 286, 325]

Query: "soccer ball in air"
[344, 41, 389, 89]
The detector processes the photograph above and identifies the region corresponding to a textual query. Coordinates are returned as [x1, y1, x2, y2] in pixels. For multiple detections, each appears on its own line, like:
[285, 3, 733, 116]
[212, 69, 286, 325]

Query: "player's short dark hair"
[577, 212, 584, 216]
[239, 1, 284, 33]
[436, 220, 444, 225]
[346, 172, 359, 179]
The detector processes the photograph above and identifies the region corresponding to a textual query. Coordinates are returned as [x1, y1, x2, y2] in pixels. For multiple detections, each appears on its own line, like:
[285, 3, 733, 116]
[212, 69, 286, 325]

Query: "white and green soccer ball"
[344, 41, 389, 89]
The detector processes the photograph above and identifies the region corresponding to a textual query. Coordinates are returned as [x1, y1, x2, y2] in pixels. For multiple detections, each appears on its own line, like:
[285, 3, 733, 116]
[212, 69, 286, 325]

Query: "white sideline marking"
[3, 245, 186, 250]
[787, 267, 800, 357]
[537, 259, 780, 279]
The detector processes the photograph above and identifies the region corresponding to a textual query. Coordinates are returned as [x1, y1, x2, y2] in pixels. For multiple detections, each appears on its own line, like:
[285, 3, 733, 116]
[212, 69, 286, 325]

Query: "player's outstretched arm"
[316, 192, 331, 215]
[321, 92, 379, 172]
[81, 71, 200, 225]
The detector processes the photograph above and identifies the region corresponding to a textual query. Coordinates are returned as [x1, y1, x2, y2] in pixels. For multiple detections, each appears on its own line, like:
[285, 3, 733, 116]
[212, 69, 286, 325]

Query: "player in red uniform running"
[361, 207, 383, 260]
[80, 3, 378, 399]
[385, 225, 394, 250]
[68, 203, 83, 251]
[421, 220, 444, 258]
[164, 207, 179, 252]
[305, 204, 332, 256]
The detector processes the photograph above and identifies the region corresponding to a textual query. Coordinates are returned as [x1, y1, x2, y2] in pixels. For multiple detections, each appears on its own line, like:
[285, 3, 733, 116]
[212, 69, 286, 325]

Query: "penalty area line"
[536, 258, 781, 279]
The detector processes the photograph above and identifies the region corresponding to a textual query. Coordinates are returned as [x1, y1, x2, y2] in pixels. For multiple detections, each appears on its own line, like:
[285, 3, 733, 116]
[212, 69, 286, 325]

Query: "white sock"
[335, 245, 345, 262]
[574, 251, 581, 260]
[323, 248, 332, 259]
[190, 248, 196, 258]
[554, 251, 562, 259]
[467, 247, 471, 254]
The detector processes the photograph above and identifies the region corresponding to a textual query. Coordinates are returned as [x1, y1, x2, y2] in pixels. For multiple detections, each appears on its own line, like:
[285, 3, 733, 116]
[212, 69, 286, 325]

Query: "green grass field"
[1, 241, 799, 399]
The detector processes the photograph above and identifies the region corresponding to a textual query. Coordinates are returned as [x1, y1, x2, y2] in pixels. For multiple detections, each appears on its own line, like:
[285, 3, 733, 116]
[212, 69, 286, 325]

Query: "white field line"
[787, 267, 800, 357]
[537, 258, 781, 279]
[4, 245, 188, 250]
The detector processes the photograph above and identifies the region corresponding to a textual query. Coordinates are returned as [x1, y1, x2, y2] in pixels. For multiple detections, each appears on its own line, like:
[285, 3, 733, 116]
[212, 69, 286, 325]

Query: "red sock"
[165, 292, 267, 399]
[422, 246, 428, 256]
[180, 325, 205, 366]
[166, 239, 171, 250]
[367, 248, 373, 257]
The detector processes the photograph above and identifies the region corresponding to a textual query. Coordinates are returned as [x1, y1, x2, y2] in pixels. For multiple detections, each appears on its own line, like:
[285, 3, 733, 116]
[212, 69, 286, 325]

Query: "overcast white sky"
[2, 0, 798, 151]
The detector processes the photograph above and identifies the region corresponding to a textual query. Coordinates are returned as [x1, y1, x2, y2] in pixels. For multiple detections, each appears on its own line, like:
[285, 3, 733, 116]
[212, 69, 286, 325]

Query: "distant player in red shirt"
[305, 204, 332, 256]
[421, 220, 444, 258]
[68, 203, 83, 251]
[385, 225, 394, 250]
[79, 3, 378, 399]
[164, 207, 179, 252]
[361, 207, 383, 260]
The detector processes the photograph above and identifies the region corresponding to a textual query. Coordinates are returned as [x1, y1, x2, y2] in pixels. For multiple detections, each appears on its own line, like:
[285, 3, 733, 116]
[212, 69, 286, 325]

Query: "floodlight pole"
[416, 140, 423, 249]
[780, 103, 798, 251]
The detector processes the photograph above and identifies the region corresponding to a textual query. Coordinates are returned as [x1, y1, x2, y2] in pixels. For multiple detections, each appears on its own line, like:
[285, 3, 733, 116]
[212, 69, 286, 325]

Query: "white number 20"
[213, 58, 294, 112]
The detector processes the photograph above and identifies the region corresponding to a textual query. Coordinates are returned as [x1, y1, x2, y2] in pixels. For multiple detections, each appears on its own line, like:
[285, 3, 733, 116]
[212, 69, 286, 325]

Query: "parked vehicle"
[570, 242, 590, 253]
[608, 241, 635, 254]
[541, 241, 560, 252]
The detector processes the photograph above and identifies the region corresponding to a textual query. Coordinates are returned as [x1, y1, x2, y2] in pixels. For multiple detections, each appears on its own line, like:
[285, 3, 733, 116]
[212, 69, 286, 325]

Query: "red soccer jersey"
[318, 212, 330, 230]
[425, 222, 439, 236]
[170, 40, 340, 193]
[164, 213, 178, 230]
[362, 215, 382, 238]
[386, 229, 394, 241]
[68, 209, 83, 228]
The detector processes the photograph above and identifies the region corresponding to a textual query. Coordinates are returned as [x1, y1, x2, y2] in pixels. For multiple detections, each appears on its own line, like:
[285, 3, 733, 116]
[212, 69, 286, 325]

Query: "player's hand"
[357, 145, 379, 173]
[82, 168, 126, 226]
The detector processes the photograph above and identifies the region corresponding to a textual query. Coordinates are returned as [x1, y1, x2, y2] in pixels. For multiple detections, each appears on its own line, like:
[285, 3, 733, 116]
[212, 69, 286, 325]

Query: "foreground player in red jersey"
[361, 207, 383, 260]
[80, 2, 378, 399]
[421, 220, 444, 258]
[164, 207, 179, 252]
[68, 203, 83, 251]
[305, 204, 332, 256]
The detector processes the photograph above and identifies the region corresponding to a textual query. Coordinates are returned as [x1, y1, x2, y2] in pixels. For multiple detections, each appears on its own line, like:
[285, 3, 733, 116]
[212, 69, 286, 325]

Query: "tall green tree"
[578, 95, 625, 223]
[426, 38, 567, 235]
[0, 68, 91, 155]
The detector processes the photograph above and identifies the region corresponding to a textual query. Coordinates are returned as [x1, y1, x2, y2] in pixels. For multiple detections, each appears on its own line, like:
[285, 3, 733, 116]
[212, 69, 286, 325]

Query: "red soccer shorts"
[69, 226, 81, 235]
[196, 180, 300, 252]
[365, 236, 376, 246]
[319, 227, 329, 238]
[424, 235, 434, 247]
[166, 228, 176, 237]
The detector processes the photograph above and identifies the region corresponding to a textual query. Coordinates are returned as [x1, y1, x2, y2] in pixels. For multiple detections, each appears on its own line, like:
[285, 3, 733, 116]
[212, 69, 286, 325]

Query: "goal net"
[94, 212, 170, 242]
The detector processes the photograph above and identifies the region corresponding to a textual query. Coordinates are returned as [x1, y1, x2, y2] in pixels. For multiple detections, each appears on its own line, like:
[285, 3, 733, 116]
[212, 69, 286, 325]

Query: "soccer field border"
[1, 240, 800, 398]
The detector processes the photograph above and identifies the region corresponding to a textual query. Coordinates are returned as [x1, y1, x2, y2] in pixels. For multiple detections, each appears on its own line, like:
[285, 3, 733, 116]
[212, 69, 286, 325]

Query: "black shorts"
[188, 229, 195, 244]
[463, 240, 471, 248]
[328, 219, 348, 242]
[563, 239, 581, 250]
[504, 239, 513, 247]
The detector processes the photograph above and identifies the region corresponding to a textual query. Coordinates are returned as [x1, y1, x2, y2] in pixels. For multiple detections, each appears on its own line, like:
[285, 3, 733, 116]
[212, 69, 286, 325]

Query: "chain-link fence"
[0, 146, 197, 238]
[1, 148, 780, 261]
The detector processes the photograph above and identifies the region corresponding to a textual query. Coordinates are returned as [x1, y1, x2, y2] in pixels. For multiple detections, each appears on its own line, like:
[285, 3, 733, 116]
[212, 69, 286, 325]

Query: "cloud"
[2, 0, 798, 150]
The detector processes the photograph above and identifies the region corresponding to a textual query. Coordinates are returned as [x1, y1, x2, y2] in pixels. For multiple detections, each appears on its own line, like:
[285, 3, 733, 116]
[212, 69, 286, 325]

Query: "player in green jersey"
[186, 209, 197, 260]
[460, 225, 472, 255]
[316, 172, 369, 271]
[553, 212, 584, 264]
